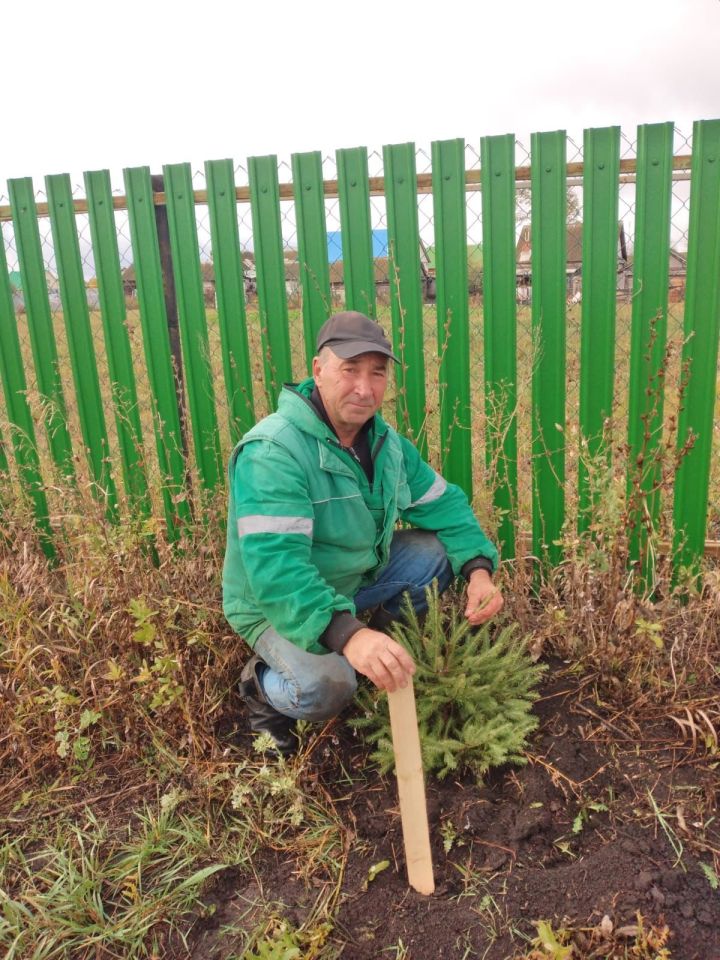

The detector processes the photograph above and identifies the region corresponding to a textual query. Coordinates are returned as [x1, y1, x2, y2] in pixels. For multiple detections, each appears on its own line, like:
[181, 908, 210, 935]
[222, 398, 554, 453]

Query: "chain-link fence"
[0, 125, 716, 547]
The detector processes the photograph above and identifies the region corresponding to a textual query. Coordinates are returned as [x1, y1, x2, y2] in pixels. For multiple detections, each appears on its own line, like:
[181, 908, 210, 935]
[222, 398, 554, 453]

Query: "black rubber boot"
[239, 655, 298, 757]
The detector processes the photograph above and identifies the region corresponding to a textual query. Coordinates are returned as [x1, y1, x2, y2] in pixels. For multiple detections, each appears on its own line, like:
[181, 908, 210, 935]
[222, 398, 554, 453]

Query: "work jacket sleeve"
[231, 439, 355, 648]
[397, 436, 499, 575]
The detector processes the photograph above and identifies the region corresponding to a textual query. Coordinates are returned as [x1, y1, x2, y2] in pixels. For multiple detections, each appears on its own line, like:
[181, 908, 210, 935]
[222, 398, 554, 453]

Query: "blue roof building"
[327, 230, 389, 264]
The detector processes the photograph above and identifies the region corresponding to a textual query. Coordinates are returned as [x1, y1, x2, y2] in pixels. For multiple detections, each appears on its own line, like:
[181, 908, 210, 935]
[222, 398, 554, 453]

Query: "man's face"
[312, 349, 389, 440]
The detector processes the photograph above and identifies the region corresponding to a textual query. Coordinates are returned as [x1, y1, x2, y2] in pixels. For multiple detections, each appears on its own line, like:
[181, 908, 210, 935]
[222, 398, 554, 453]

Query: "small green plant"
[231, 756, 306, 829]
[352, 586, 545, 781]
[54, 706, 102, 764]
[620, 913, 672, 959]
[571, 800, 608, 835]
[363, 859, 390, 889]
[244, 922, 302, 960]
[634, 618, 664, 650]
[244, 916, 333, 960]
[440, 818, 460, 852]
[531, 920, 574, 959]
[700, 861, 719, 890]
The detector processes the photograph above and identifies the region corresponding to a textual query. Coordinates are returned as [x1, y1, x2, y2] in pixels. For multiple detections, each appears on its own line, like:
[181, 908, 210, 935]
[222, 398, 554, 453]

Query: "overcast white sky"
[4, 0, 720, 186]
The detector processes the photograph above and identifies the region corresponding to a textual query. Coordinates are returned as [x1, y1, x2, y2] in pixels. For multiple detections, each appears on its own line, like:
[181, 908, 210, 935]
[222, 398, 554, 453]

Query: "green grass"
[0, 804, 229, 959]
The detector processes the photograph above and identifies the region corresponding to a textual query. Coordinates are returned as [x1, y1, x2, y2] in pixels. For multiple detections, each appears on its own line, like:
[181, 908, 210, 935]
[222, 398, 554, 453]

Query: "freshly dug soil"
[203, 661, 720, 959]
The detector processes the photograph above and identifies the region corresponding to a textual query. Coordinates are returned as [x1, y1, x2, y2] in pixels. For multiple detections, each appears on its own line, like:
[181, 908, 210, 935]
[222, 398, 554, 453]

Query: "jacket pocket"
[311, 493, 376, 548]
[396, 480, 412, 512]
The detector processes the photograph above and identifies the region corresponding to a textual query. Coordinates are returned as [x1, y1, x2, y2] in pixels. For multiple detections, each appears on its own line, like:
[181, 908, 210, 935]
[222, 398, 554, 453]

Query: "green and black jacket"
[222, 378, 498, 655]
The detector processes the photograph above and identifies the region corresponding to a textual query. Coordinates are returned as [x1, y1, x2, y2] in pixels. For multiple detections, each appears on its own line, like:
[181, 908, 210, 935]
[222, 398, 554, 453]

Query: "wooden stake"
[387, 678, 435, 895]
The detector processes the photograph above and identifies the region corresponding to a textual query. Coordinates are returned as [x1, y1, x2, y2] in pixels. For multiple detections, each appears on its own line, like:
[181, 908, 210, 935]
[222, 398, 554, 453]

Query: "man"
[223, 311, 503, 754]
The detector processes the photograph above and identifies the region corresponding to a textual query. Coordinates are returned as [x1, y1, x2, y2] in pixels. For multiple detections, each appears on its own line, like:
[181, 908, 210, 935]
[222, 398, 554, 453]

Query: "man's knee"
[397, 530, 454, 596]
[295, 658, 357, 721]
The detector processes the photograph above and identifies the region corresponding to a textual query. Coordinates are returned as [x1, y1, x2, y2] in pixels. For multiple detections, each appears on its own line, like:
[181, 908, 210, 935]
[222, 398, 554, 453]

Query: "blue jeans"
[253, 530, 453, 721]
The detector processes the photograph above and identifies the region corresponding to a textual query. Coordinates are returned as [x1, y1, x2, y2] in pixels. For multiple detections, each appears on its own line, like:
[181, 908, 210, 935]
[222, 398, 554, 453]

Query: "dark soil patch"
[201, 661, 720, 959]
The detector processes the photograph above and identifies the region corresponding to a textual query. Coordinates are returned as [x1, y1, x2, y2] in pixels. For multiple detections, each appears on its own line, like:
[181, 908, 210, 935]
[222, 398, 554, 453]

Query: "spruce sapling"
[352, 585, 546, 782]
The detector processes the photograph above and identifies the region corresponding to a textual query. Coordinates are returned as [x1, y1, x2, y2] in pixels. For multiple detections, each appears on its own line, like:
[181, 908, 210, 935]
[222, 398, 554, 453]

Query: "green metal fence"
[0, 120, 718, 576]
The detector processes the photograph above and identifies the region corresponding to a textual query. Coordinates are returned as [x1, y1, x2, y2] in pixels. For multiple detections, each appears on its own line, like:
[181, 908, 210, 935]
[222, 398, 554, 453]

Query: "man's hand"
[464, 569, 504, 626]
[343, 627, 415, 692]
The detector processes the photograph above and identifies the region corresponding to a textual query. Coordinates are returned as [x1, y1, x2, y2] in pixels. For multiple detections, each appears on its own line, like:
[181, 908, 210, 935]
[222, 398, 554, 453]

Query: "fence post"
[124, 166, 191, 539]
[431, 138, 472, 497]
[383, 141, 427, 458]
[205, 159, 256, 444]
[85, 168, 151, 517]
[672, 119, 720, 577]
[248, 155, 292, 408]
[46, 173, 119, 519]
[291, 150, 332, 374]
[530, 130, 567, 568]
[480, 133, 518, 559]
[577, 126, 621, 534]
[163, 162, 222, 493]
[336, 147, 376, 319]
[0, 237, 53, 553]
[8, 177, 75, 480]
[626, 122, 673, 580]
[151, 173, 190, 468]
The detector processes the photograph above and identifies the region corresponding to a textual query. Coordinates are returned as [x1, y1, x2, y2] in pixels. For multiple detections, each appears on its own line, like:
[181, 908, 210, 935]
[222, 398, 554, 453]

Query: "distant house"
[515, 222, 631, 302]
[121, 265, 137, 300]
[120, 258, 256, 308]
[422, 244, 483, 295]
[200, 261, 216, 306]
[283, 256, 301, 302]
[45, 271, 62, 310]
[7, 269, 62, 311]
[201, 257, 258, 304]
[85, 277, 100, 310]
[668, 249, 687, 302]
[327, 257, 391, 302]
[326, 230, 392, 301]
[8, 270, 23, 310]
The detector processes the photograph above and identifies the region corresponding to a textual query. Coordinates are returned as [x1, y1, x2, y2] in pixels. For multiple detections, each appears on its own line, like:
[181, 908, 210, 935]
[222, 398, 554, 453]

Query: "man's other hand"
[343, 628, 415, 692]
[465, 569, 504, 626]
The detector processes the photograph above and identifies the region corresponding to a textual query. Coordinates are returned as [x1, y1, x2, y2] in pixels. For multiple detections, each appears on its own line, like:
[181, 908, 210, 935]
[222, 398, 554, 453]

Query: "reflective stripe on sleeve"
[237, 515, 313, 537]
[409, 472, 447, 508]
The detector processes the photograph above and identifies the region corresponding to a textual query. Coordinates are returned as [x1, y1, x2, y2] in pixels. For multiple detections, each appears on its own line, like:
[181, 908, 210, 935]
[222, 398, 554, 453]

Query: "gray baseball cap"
[316, 311, 399, 362]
